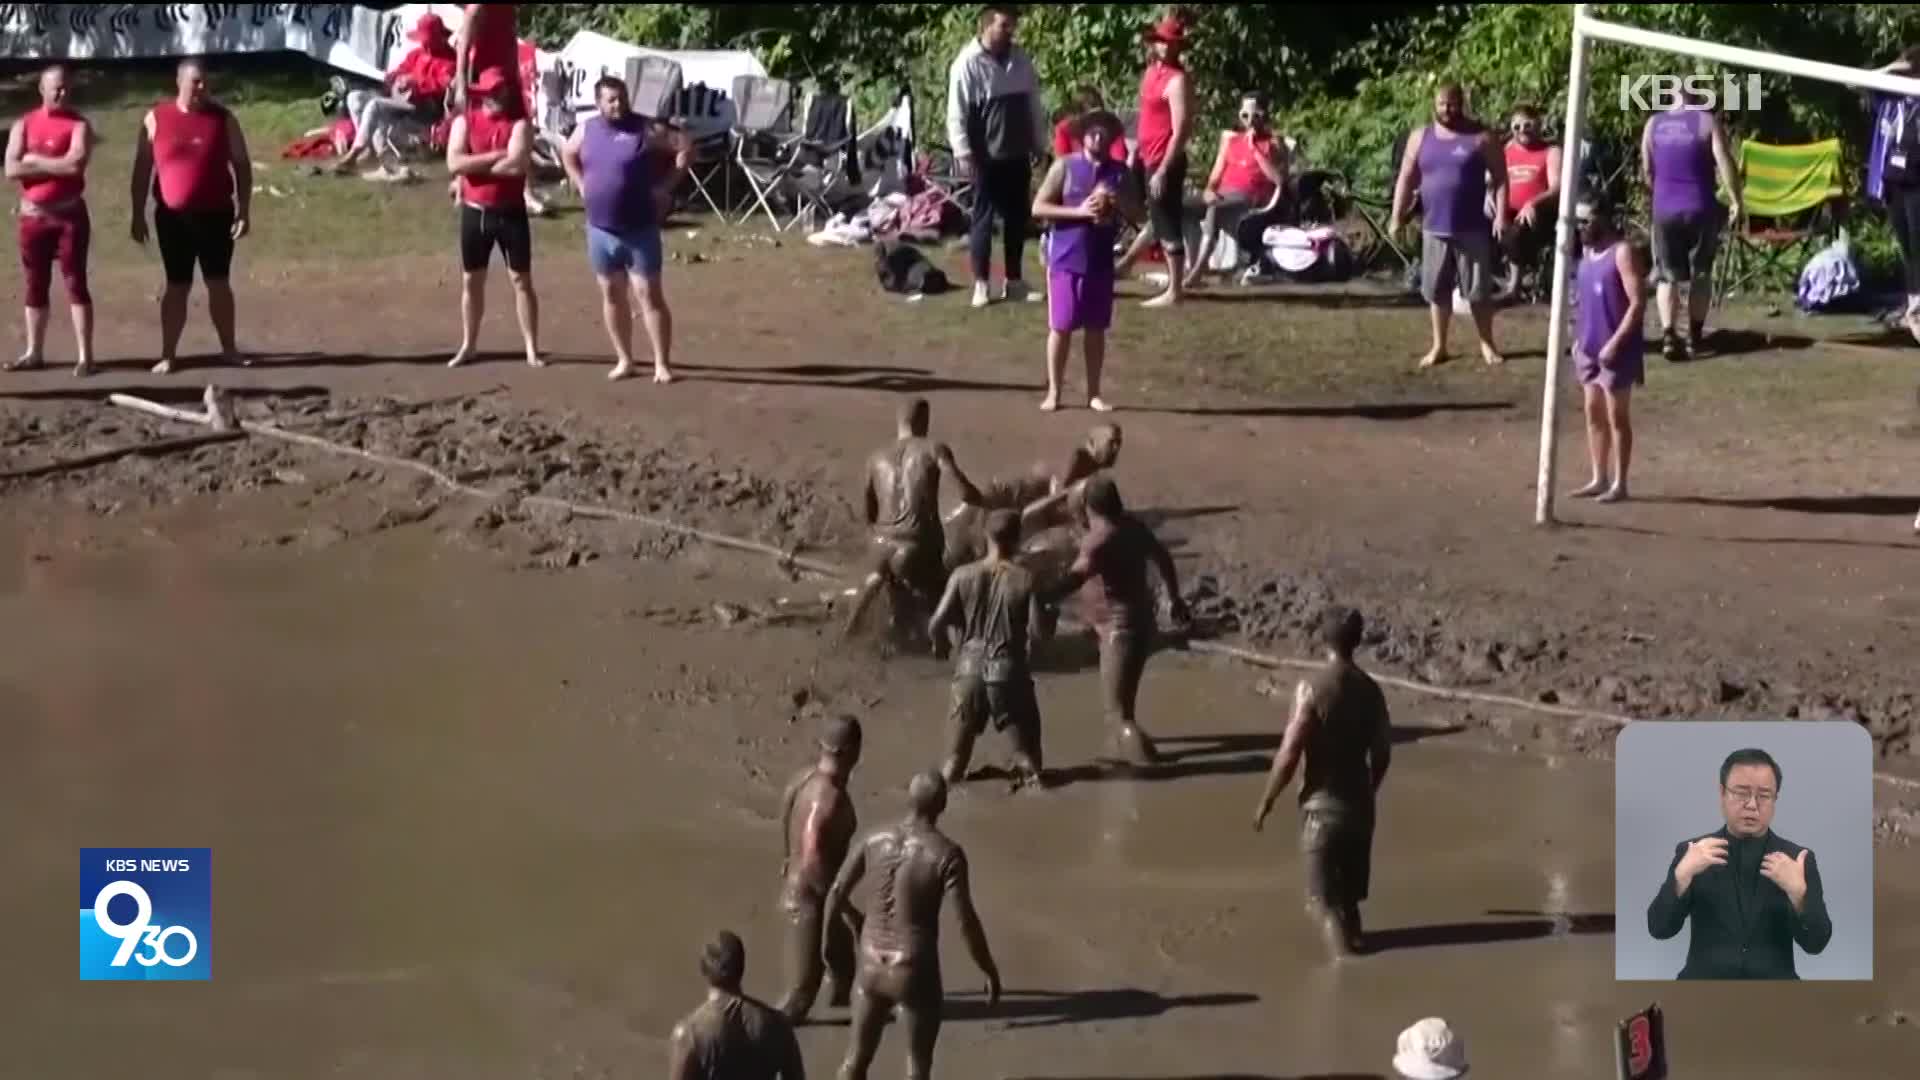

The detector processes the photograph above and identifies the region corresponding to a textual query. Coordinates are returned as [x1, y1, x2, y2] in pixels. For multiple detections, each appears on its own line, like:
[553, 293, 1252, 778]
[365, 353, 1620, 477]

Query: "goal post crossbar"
[1534, 5, 1920, 525]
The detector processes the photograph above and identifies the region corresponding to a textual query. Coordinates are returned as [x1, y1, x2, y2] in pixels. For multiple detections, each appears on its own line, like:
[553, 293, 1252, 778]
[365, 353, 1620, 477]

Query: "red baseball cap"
[408, 13, 450, 42]
[1144, 16, 1187, 45]
[471, 67, 510, 94]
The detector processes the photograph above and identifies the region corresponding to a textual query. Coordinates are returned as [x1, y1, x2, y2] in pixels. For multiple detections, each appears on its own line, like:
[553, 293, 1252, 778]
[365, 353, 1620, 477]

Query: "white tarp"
[541, 30, 767, 139]
[0, 3, 386, 79]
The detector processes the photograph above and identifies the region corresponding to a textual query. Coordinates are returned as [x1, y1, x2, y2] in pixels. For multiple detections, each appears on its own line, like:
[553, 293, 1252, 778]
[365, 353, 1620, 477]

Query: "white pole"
[1536, 9, 1594, 527]
[1581, 13, 1920, 98]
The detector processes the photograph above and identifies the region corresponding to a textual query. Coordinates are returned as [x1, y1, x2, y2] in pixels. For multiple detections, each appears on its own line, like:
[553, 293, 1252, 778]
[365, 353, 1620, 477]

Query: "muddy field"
[2, 165, 1919, 1077]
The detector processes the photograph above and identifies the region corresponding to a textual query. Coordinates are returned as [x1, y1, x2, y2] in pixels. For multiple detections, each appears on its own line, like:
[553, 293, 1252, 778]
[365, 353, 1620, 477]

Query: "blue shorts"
[586, 224, 663, 279]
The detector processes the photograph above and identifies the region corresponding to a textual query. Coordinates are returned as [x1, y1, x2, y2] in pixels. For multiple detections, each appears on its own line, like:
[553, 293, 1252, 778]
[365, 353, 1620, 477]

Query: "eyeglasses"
[1723, 786, 1777, 807]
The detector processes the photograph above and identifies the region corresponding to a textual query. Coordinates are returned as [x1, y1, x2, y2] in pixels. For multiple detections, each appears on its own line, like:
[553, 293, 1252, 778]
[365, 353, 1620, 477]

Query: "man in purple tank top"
[561, 75, 687, 383]
[1391, 82, 1510, 369]
[1570, 194, 1649, 504]
[1640, 90, 1740, 362]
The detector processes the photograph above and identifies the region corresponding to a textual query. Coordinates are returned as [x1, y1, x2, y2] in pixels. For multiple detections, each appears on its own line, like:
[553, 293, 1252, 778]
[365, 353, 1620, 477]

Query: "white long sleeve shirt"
[946, 38, 1047, 163]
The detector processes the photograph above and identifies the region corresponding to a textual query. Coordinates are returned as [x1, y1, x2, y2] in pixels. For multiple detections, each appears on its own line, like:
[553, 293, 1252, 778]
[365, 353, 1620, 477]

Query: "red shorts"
[19, 205, 91, 308]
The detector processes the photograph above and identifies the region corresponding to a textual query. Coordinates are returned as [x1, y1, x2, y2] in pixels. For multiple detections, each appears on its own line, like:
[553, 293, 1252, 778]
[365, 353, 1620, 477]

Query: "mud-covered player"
[929, 510, 1050, 788]
[824, 772, 1000, 1080]
[667, 931, 807, 1080]
[776, 714, 863, 1024]
[1252, 606, 1393, 961]
[845, 397, 983, 644]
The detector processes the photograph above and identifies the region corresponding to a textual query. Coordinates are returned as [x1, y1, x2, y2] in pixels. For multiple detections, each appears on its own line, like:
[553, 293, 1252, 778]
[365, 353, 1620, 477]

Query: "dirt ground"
[3, 85, 1920, 1073]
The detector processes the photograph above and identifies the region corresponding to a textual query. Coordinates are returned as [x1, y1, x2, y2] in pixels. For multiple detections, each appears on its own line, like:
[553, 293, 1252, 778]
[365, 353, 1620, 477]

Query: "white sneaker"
[972, 281, 992, 308]
[1004, 279, 1041, 303]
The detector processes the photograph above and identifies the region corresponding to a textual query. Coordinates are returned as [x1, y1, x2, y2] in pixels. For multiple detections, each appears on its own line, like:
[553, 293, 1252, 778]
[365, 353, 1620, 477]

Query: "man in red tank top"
[130, 59, 253, 375]
[1117, 14, 1196, 308]
[446, 67, 541, 369]
[5, 65, 95, 376]
[1500, 104, 1562, 300]
[454, 3, 521, 115]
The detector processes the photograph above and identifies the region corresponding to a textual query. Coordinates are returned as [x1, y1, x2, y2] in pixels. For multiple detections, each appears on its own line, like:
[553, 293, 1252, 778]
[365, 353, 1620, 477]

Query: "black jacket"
[1645, 827, 1833, 979]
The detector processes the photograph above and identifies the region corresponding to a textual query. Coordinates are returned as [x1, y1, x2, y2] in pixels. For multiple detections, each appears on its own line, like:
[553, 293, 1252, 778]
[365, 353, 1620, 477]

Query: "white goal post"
[1535, 4, 1920, 525]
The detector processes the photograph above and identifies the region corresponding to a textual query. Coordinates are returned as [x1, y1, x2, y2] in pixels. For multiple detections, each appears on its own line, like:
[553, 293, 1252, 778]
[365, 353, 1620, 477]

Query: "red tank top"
[459, 107, 524, 208]
[150, 102, 233, 213]
[1136, 60, 1182, 167]
[1218, 131, 1276, 203]
[17, 107, 85, 206]
[1505, 141, 1552, 213]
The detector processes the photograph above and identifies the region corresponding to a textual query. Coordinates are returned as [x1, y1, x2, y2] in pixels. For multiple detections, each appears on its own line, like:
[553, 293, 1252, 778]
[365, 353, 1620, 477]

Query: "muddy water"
[2, 510, 1916, 1080]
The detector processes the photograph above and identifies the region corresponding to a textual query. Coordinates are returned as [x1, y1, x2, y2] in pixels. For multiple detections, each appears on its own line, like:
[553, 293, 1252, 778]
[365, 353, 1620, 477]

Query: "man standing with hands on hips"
[946, 4, 1049, 310]
[1645, 747, 1833, 979]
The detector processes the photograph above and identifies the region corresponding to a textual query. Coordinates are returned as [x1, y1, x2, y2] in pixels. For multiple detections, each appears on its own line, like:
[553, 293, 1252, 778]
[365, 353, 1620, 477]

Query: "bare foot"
[1417, 350, 1447, 369]
[1039, 393, 1060, 412]
[152, 358, 175, 375]
[608, 362, 635, 381]
[72, 360, 95, 378]
[226, 352, 253, 369]
[1569, 478, 1610, 499]
[6, 352, 44, 371]
[653, 365, 675, 385]
[1481, 346, 1507, 366]
[1088, 396, 1113, 413]
[446, 347, 474, 369]
[1141, 290, 1180, 309]
[1596, 485, 1630, 504]
[525, 352, 546, 369]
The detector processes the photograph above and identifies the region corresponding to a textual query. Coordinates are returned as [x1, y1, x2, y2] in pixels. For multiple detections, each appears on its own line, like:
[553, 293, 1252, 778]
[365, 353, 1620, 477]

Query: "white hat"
[1394, 1017, 1469, 1079]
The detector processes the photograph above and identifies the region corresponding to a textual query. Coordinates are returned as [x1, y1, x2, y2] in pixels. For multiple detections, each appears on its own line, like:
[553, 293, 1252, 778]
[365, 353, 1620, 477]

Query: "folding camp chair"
[790, 84, 857, 231]
[1716, 138, 1845, 302]
[730, 75, 802, 230]
[625, 55, 684, 121]
[681, 80, 734, 218]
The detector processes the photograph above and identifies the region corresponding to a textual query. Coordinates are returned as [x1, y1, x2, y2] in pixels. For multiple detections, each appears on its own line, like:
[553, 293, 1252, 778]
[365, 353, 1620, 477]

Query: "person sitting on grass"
[1184, 91, 1288, 290]
[1032, 110, 1141, 413]
[1568, 192, 1648, 505]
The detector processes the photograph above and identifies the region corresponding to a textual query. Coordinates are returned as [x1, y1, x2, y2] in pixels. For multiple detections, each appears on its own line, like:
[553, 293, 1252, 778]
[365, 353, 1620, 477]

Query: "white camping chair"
[626, 55, 684, 121]
[731, 75, 802, 230]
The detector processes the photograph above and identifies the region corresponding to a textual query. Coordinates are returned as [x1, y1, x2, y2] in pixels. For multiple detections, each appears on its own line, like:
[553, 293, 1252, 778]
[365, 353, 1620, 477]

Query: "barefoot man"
[824, 771, 1001, 1080]
[777, 714, 863, 1024]
[6, 65, 95, 376]
[560, 75, 686, 383]
[1568, 193, 1648, 504]
[130, 59, 252, 375]
[1118, 14, 1196, 308]
[944, 422, 1123, 570]
[667, 931, 807, 1080]
[1046, 476, 1190, 766]
[930, 510, 1050, 788]
[844, 398, 983, 644]
[1391, 81, 1508, 368]
[446, 67, 540, 369]
[1252, 606, 1393, 962]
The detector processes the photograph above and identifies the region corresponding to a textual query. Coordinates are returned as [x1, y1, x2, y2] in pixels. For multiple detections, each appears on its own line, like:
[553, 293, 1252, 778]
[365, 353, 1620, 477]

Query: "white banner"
[0, 3, 386, 80]
[540, 31, 766, 141]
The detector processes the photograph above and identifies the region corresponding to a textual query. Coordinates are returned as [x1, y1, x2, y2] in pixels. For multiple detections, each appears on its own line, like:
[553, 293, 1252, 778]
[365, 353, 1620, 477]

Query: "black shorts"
[154, 203, 235, 285]
[459, 203, 533, 274]
[1134, 153, 1189, 254]
[1651, 208, 1724, 284]
[1300, 805, 1374, 907]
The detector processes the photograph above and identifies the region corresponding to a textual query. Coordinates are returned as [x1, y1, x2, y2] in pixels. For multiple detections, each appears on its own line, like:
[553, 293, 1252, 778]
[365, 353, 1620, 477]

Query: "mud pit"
[2, 473, 1918, 1079]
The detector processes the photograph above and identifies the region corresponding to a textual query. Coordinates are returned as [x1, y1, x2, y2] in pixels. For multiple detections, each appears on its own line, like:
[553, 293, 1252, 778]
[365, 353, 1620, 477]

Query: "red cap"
[1145, 16, 1187, 45]
[408, 13, 450, 42]
[471, 67, 510, 94]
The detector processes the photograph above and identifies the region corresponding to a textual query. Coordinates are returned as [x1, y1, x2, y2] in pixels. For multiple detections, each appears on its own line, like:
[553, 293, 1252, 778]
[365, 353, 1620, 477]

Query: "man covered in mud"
[944, 422, 1125, 570]
[1251, 606, 1392, 961]
[777, 714, 863, 1024]
[1046, 476, 1189, 766]
[824, 771, 1001, 1080]
[929, 510, 1050, 788]
[845, 397, 984, 645]
[667, 930, 807, 1080]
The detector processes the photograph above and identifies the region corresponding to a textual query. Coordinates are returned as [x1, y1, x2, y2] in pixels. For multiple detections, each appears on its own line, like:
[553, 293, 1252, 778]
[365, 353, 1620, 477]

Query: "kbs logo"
[80, 848, 210, 981]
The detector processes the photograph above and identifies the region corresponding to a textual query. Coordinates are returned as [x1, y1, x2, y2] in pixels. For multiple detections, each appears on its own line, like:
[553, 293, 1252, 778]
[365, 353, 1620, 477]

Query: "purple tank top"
[1576, 242, 1642, 364]
[580, 114, 656, 233]
[1417, 124, 1489, 237]
[1049, 154, 1130, 276]
[1648, 109, 1714, 220]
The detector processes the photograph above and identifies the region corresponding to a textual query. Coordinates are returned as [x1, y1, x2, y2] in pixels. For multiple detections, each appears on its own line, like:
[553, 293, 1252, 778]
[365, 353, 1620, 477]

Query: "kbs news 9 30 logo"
[79, 848, 210, 981]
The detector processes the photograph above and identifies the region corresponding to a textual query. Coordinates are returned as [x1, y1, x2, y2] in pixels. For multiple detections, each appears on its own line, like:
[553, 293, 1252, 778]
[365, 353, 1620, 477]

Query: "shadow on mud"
[944, 987, 1260, 1029]
[1361, 909, 1616, 955]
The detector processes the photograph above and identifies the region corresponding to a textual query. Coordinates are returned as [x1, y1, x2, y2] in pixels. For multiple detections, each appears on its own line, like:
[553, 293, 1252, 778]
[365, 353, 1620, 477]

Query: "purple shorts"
[1575, 349, 1645, 392]
[1048, 269, 1115, 333]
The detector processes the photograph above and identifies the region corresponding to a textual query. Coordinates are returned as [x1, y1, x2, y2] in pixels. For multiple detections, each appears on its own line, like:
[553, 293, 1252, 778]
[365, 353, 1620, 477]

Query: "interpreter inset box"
[1614, 721, 1872, 981]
